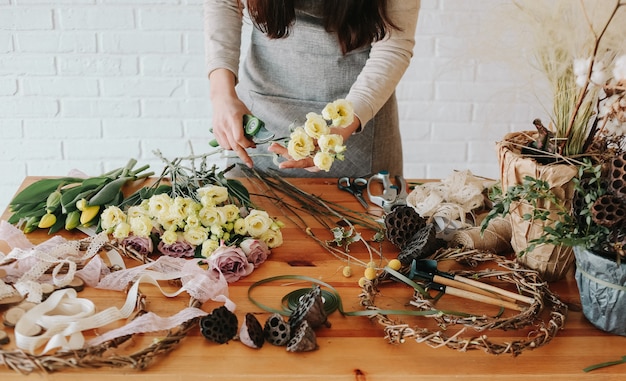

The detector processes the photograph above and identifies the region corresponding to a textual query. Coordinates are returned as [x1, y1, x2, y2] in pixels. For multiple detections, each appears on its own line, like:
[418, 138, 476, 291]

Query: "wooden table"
[1, 177, 625, 380]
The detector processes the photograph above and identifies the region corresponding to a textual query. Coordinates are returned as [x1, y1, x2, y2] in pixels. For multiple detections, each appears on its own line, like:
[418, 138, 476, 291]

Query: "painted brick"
[16, 32, 97, 53]
[0, 32, 12, 53]
[100, 32, 182, 54]
[21, 77, 100, 97]
[58, 7, 135, 30]
[0, 8, 53, 30]
[140, 55, 205, 77]
[60, 99, 140, 118]
[138, 8, 202, 31]
[24, 119, 102, 138]
[101, 78, 185, 97]
[58, 55, 139, 76]
[0, 98, 59, 117]
[102, 119, 184, 138]
[141, 99, 210, 118]
[0, 139, 62, 161]
[63, 139, 140, 160]
[0, 78, 17, 95]
[0, 55, 56, 75]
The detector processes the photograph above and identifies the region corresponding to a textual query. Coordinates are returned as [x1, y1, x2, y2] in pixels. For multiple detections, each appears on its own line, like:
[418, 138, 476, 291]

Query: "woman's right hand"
[209, 69, 255, 168]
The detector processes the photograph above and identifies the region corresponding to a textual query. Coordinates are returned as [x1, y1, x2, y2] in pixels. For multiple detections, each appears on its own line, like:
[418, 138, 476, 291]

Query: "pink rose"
[239, 238, 270, 268]
[208, 245, 254, 283]
[121, 236, 153, 256]
[157, 240, 196, 258]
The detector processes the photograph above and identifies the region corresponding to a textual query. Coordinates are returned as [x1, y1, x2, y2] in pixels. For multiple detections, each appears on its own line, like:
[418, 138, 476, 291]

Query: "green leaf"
[10, 177, 83, 206]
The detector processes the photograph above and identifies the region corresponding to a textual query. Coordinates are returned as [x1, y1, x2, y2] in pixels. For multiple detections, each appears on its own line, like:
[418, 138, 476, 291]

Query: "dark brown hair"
[246, 0, 398, 54]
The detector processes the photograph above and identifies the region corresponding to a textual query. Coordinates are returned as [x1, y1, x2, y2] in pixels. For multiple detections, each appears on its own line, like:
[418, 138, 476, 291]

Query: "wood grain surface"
[0, 177, 625, 381]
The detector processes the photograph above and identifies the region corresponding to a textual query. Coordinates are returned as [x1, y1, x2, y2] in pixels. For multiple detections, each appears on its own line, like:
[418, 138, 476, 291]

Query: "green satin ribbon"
[248, 267, 471, 318]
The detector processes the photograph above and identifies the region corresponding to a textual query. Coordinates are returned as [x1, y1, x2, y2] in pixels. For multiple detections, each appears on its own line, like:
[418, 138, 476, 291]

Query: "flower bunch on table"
[286, 98, 354, 172]
[100, 184, 283, 282]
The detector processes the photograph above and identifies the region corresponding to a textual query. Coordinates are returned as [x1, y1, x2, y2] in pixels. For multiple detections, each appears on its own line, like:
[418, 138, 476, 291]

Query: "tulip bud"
[45, 190, 62, 213]
[38, 213, 57, 229]
[76, 198, 88, 212]
[23, 216, 40, 233]
[80, 205, 100, 225]
[65, 210, 81, 230]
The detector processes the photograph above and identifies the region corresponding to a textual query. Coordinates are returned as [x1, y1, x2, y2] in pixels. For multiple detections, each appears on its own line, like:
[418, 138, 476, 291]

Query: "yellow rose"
[112, 221, 131, 239]
[244, 209, 272, 237]
[129, 214, 153, 237]
[259, 228, 283, 249]
[200, 239, 220, 258]
[287, 127, 315, 161]
[185, 214, 202, 229]
[173, 196, 200, 218]
[127, 205, 148, 219]
[304, 112, 330, 139]
[317, 134, 344, 153]
[313, 151, 334, 172]
[210, 224, 224, 239]
[197, 185, 229, 206]
[219, 204, 240, 222]
[100, 206, 127, 231]
[183, 226, 209, 246]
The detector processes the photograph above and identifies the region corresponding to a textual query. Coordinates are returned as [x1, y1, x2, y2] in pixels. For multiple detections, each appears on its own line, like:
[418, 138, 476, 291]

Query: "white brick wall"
[0, 0, 548, 213]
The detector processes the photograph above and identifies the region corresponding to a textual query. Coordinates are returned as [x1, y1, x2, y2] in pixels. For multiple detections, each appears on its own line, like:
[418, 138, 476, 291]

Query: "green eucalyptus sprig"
[8, 159, 153, 234]
[481, 160, 611, 256]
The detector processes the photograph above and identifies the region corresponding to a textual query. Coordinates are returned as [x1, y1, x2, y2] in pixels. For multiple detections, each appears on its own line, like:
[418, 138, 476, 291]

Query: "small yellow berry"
[364, 267, 377, 280]
[342, 265, 352, 278]
[366, 261, 376, 268]
[388, 259, 402, 271]
[358, 277, 367, 287]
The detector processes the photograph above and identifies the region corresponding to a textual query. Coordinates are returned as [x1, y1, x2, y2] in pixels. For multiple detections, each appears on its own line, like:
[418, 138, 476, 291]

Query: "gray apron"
[231, 0, 403, 178]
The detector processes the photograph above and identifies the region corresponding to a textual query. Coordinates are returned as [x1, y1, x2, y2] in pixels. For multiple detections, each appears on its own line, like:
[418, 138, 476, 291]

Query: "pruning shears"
[367, 170, 408, 213]
[209, 114, 275, 147]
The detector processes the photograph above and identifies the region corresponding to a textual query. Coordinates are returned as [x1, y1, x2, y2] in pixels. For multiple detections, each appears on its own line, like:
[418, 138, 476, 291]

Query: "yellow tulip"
[38, 213, 57, 229]
[80, 205, 100, 225]
[65, 210, 81, 230]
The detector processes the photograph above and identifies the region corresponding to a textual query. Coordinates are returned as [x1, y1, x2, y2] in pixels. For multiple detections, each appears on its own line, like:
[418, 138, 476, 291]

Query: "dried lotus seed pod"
[264, 313, 290, 346]
[591, 194, 626, 227]
[199, 306, 238, 344]
[384, 205, 426, 248]
[288, 285, 329, 332]
[286, 320, 318, 352]
[239, 313, 265, 349]
[397, 223, 439, 265]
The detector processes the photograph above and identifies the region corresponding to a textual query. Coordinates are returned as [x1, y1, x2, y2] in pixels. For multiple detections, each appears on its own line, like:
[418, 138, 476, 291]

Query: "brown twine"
[0, 237, 201, 374]
[450, 217, 513, 254]
[359, 248, 568, 356]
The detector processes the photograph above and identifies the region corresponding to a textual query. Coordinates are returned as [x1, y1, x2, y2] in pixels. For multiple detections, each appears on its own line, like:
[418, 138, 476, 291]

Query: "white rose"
[259, 228, 283, 249]
[304, 112, 330, 139]
[112, 221, 131, 239]
[197, 185, 229, 206]
[129, 214, 154, 237]
[199, 205, 224, 228]
[287, 127, 315, 161]
[313, 151, 334, 172]
[244, 209, 272, 237]
[183, 226, 209, 246]
[220, 204, 240, 222]
[100, 206, 127, 231]
[318, 134, 344, 153]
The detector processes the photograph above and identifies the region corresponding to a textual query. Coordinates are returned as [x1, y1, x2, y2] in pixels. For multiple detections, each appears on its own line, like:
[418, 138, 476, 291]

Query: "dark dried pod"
[239, 313, 265, 349]
[199, 306, 238, 344]
[384, 205, 426, 248]
[288, 285, 329, 332]
[286, 320, 318, 352]
[591, 194, 626, 227]
[397, 223, 439, 265]
[264, 313, 290, 346]
[609, 153, 626, 201]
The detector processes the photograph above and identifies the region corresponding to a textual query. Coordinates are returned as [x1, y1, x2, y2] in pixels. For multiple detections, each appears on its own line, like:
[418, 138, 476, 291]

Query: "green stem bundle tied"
[8, 159, 153, 234]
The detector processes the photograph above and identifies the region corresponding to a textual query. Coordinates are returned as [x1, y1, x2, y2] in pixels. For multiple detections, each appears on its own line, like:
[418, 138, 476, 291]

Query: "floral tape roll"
[450, 217, 512, 254]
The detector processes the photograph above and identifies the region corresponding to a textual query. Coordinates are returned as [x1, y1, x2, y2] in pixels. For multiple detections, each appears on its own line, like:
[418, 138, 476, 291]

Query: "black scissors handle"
[338, 177, 369, 209]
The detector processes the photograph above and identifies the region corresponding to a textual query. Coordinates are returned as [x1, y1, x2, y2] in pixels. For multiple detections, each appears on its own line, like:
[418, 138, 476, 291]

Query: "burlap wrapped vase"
[497, 131, 578, 282]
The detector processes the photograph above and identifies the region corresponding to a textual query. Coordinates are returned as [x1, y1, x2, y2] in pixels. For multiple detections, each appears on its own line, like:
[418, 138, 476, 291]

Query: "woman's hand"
[209, 69, 255, 168]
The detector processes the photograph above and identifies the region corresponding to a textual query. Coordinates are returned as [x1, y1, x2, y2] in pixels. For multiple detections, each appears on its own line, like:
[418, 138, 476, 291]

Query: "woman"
[204, 0, 419, 177]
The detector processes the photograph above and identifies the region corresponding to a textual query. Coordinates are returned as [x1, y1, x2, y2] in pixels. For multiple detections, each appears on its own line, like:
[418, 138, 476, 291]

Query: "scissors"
[337, 177, 369, 210]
